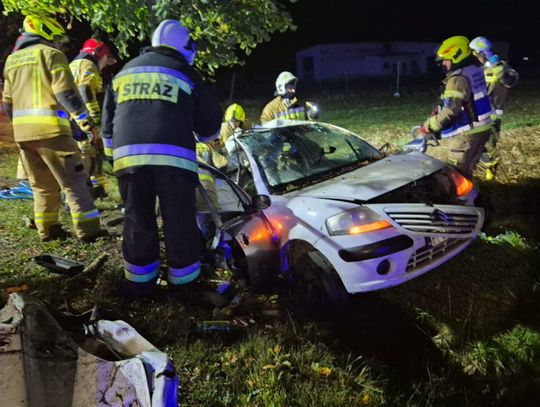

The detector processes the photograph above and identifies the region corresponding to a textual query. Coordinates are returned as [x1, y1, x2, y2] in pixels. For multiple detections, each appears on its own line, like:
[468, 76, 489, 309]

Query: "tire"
[475, 190, 494, 229]
[291, 249, 353, 315]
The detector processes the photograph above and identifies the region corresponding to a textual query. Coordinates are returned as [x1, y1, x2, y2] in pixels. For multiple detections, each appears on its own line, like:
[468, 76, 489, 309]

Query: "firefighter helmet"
[151, 19, 197, 65]
[275, 71, 297, 96]
[435, 36, 471, 64]
[224, 103, 246, 123]
[82, 38, 113, 60]
[470, 36, 500, 65]
[23, 15, 65, 42]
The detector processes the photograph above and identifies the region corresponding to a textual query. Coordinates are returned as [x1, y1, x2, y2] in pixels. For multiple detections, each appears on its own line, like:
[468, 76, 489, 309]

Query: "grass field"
[1, 79, 540, 406]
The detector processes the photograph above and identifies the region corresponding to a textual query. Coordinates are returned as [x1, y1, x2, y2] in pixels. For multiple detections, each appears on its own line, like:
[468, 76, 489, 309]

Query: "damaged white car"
[201, 120, 484, 305]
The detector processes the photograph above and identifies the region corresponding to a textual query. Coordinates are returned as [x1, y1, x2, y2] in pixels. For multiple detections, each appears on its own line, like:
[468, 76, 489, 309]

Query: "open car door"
[197, 163, 280, 291]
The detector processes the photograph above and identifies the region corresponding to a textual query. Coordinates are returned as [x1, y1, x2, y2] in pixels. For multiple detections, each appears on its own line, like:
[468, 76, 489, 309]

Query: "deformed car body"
[201, 120, 484, 302]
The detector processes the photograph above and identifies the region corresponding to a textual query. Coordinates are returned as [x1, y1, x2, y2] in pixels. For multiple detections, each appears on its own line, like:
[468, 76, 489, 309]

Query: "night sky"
[244, 0, 539, 75]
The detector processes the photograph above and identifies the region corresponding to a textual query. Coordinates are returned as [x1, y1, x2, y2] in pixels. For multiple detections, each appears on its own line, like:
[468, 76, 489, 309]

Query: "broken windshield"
[241, 123, 381, 194]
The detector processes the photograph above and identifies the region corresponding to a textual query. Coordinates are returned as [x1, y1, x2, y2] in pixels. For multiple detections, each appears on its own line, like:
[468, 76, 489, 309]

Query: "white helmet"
[275, 71, 297, 96]
[152, 19, 197, 65]
[470, 36, 499, 65]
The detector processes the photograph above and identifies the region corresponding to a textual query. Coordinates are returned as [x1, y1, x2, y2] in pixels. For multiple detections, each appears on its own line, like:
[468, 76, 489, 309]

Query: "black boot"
[40, 224, 69, 242]
[117, 279, 159, 299]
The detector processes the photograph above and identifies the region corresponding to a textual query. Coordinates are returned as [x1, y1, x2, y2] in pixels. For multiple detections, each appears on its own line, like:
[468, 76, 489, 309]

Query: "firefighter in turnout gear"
[470, 36, 519, 180]
[220, 103, 247, 142]
[70, 38, 117, 190]
[195, 104, 243, 245]
[260, 71, 319, 124]
[418, 36, 492, 178]
[2, 15, 103, 241]
[102, 19, 222, 297]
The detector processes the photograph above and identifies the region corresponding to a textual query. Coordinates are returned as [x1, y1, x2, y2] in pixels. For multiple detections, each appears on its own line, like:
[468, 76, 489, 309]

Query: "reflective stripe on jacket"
[70, 56, 103, 123]
[426, 64, 492, 139]
[196, 143, 215, 184]
[2, 44, 85, 142]
[260, 96, 305, 123]
[101, 46, 222, 176]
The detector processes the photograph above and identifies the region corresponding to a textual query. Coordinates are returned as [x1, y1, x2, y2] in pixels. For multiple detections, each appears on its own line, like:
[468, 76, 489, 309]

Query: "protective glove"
[76, 118, 94, 134]
[418, 126, 430, 138]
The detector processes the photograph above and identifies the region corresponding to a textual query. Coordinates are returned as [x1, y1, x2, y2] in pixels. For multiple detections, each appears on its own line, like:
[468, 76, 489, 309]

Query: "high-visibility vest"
[440, 65, 492, 139]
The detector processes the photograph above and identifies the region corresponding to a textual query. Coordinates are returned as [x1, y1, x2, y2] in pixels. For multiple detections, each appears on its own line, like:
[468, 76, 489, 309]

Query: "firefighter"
[102, 19, 222, 297]
[2, 15, 103, 242]
[470, 36, 519, 180]
[221, 103, 247, 142]
[70, 38, 117, 192]
[195, 105, 243, 244]
[197, 103, 244, 181]
[418, 36, 492, 178]
[260, 71, 319, 124]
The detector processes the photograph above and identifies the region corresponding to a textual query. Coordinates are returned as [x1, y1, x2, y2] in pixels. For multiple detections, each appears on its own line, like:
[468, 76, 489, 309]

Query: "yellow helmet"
[435, 36, 471, 64]
[224, 103, 246, 123]
[23, 15, 65, 41]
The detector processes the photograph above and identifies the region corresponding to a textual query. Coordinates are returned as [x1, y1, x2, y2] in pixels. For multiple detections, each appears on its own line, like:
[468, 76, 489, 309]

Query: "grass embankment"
[1, 79, 540, 405]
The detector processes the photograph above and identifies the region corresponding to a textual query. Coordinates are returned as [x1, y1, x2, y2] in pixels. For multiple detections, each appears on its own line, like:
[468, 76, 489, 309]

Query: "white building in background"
[296, 41, 509, 81]
[296, 42, 438, 81]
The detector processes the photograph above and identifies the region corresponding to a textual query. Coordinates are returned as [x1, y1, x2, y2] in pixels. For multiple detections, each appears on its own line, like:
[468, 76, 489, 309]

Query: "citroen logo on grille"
[430, 209, 451, 223]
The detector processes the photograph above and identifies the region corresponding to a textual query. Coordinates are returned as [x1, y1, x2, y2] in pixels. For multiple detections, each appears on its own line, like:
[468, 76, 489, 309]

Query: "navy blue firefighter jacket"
[101, 46, 222, 177]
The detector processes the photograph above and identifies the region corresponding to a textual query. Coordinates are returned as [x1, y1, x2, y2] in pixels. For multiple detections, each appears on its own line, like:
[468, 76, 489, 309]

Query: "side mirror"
[252, 194, 271, 210]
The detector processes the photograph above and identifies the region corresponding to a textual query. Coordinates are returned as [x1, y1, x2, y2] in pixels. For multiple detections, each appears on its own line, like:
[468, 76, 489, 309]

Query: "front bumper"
[314, 203, 484, 293]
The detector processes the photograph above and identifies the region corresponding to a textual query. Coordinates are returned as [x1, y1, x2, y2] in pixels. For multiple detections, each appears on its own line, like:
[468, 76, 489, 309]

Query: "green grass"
[2, 79, 540, 405]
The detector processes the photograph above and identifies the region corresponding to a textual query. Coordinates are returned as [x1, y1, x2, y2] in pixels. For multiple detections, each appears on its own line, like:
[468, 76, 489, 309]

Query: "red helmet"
[81, 38, 112, 59]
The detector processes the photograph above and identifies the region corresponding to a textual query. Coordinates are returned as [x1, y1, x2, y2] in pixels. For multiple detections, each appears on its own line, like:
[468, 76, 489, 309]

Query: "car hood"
[292, 152, 447, 202]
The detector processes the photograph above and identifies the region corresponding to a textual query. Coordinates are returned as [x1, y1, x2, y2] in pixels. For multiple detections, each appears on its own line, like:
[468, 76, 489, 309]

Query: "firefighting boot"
[40, 224, 69, 242]
[117, 279, 159, 299]
[169, 280, 229, 307]
[79, 228, 110, 243]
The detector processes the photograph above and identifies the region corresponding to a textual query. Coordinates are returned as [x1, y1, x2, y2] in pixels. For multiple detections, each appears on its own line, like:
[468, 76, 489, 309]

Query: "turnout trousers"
[441, 130, 491, 178]
[118, 166, 201, 287]
[18, 135, 101, 240]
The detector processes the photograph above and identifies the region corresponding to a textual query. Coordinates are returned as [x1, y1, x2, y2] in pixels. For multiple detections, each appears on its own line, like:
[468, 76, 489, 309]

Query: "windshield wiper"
[345, 139, 363, 161]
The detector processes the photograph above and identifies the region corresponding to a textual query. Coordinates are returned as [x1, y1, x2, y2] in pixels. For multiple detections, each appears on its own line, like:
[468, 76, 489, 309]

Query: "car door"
[199, 163, 281, 291]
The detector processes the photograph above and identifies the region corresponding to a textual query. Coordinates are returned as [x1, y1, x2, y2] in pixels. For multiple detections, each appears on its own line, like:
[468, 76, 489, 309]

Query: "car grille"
[407, 238, 469, 272]
[385, 209, 480, 235]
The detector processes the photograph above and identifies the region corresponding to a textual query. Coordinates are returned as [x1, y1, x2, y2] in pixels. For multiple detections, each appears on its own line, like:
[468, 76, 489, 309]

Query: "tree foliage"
[1, 0, 297, 74]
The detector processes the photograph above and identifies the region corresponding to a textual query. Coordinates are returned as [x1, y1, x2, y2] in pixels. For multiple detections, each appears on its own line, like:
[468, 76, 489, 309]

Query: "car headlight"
[326, 207, 392, 236]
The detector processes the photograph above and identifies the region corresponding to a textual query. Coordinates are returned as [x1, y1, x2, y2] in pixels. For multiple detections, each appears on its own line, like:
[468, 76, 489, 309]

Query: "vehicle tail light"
[449, 170, 473, 196]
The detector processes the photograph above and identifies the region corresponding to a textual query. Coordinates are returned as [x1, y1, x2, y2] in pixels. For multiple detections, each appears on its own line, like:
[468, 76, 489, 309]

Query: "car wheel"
[291, 249, 353, 315]
[475, 190, 494, 228]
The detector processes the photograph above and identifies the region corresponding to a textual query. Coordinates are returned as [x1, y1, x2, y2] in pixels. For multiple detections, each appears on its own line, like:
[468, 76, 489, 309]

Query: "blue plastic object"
[0, 181, 33, 200]
[403, 138, 427, 153]
[216, 281, 231, 295]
